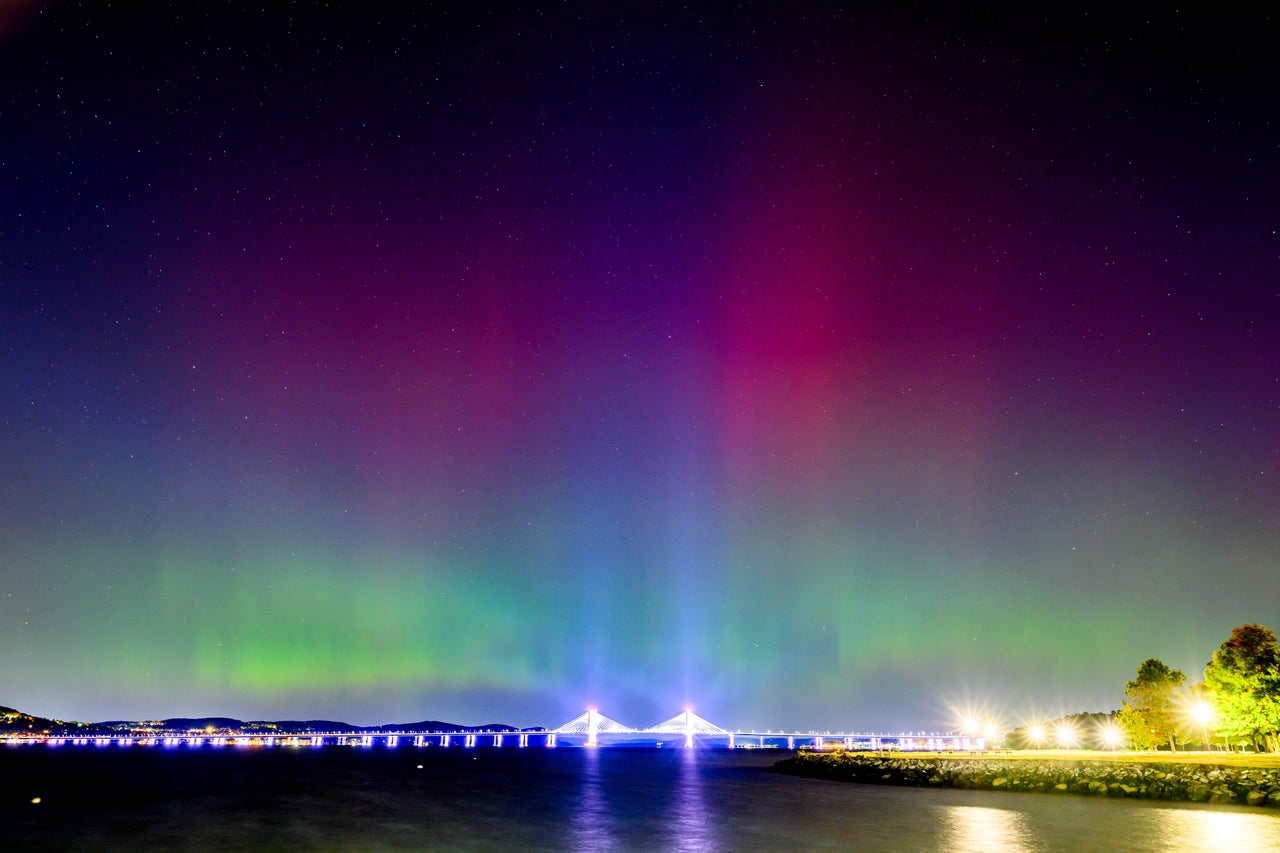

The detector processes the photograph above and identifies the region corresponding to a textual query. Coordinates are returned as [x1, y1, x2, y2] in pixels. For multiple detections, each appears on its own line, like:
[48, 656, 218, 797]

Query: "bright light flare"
[1027, 725, 1045, 746]
[1054, 724, 1078, 748]
[1191, 703, 1213, 725]
[1099, 724, 1123, 749]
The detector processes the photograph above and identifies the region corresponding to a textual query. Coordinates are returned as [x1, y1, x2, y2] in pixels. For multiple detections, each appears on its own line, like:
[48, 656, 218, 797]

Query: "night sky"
[2, 2, 1277, 732]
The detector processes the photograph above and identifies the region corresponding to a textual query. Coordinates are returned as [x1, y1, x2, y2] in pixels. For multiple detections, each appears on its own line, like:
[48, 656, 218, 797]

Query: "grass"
[889, 749, 1280, 769]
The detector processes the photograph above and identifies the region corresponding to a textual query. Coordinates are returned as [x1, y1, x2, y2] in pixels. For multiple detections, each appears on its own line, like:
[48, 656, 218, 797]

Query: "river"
[5, 744, 1280, 850]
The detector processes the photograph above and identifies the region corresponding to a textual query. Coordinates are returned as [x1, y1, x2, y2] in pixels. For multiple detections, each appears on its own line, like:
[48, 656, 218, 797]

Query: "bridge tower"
[644, 707, 728, 748]
[552, 707, 635, 746]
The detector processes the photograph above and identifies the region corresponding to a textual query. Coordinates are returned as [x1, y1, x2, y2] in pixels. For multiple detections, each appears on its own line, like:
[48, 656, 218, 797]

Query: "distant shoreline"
[772, 751, 1280, 808]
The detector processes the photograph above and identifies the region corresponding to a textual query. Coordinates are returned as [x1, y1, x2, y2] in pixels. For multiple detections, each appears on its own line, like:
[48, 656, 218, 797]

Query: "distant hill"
[2, 706, 113, 736]
[1, 706, 54, 732]
[263, 719, 364, 732]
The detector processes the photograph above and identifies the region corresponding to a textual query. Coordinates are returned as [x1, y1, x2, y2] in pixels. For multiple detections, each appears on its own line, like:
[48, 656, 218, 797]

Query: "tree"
[1203, 624, 1280, 752]
[1117, 658, 1185, 751]
[1180, 681, 1216, 750]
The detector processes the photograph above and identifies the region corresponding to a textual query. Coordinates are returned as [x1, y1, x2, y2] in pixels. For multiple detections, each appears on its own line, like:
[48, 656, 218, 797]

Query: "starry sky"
[1, 1, 1277, 732]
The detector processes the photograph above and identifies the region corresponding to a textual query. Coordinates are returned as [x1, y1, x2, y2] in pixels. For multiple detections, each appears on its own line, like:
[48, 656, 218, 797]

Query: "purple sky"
[1, 2, 1277, 730]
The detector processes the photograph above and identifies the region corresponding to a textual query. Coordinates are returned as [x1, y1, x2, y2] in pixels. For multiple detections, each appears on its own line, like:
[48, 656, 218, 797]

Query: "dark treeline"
[1006, 623, 1280, 753]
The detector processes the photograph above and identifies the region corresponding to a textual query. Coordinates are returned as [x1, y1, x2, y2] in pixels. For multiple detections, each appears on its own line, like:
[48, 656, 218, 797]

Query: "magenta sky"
[1, 3, 1276, 730]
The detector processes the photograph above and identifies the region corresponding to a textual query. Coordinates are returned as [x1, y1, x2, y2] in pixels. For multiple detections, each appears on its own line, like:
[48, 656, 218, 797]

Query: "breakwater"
[772, 752, 1280, 807]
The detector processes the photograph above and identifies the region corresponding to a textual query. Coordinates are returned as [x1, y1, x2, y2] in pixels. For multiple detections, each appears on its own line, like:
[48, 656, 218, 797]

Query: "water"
[5, 744, 1280, 850]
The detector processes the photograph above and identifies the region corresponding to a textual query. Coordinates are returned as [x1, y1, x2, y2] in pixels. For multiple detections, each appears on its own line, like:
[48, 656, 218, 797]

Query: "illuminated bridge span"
[554, 706, 728, 748]
[544, 707, 983, 751]
[4, 708, 987, 751]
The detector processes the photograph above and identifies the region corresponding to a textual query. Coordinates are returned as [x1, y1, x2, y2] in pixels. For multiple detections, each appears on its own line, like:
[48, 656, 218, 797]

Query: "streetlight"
[1100, 724, 1123, 751]
[1191, 703, 1213, 752]
[1055, 723, 1077, 749]
[964, 717, 980, 752]
[1028, 724, 1045, 749]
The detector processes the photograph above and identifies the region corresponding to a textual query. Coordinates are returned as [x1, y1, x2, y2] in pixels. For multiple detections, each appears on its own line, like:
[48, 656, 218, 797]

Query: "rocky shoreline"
[772, 752, 1280, 807]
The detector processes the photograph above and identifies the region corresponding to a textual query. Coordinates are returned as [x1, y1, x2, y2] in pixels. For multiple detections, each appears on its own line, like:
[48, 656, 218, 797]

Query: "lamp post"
[964, 718, 980, 752]
[1191, 703, 1213, 752]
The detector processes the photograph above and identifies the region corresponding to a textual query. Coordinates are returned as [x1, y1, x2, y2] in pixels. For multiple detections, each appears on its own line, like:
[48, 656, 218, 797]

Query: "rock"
[772, 754, 1280, 808]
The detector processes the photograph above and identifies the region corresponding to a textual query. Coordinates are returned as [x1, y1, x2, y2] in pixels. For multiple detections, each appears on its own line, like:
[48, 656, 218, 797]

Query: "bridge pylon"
[644, 707, 729, 748]
[552, 707, 636, 745]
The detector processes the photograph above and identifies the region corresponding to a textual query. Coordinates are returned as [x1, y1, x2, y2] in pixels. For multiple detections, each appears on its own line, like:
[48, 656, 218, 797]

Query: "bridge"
[2, 707, 990, 751]
[544, 707, 985, 751]
[553, 706, 729, 748]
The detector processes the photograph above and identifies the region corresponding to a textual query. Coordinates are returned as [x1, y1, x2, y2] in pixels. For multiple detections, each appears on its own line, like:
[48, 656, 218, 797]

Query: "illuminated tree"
[1180, 681, 1216, 750]
[1117, 658, 1185, 752]
[1203, 624, 1280, 753]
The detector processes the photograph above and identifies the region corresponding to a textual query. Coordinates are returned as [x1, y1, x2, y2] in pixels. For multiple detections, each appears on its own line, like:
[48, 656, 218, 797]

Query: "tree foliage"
[1203, 624, 1280, 752]
[1117, 658, 1185, 751]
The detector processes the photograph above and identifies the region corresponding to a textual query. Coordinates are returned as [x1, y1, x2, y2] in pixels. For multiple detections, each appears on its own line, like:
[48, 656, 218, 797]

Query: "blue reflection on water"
[669, 748, 720, 851]
[569, 748, 617, 851]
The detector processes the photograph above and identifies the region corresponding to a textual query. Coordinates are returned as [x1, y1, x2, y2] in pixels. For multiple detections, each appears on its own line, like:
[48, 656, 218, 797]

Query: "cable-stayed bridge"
[543, 707, 968, 750]
[553, 707, 729, 748]
[6, 707, 988, 751]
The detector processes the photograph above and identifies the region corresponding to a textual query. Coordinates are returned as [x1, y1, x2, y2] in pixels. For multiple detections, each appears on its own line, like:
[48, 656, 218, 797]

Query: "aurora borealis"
[2, 3, 1276, 731]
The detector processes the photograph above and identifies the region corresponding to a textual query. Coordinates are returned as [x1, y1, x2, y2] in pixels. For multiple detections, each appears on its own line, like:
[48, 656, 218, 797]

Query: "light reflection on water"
[941, 805, 1037, 852]
[569, 747, 722, 852]
[569, 747, 617, 852]
[1153, 808, 1280, 853]
[669, 748, 719, 852]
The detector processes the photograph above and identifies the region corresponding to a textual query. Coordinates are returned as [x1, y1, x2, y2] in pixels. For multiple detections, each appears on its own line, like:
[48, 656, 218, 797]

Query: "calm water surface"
[5, 745, 1280, 850]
